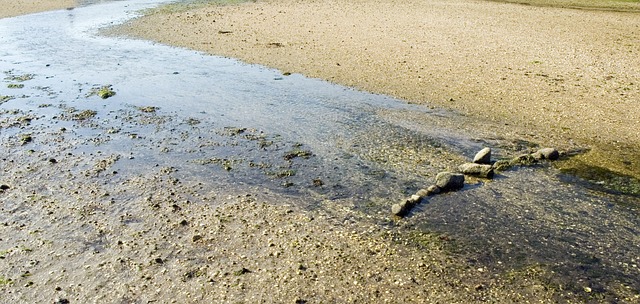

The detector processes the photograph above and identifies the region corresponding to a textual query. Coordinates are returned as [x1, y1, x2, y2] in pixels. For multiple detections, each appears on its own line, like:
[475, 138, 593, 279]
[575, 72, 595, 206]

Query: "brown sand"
[0, 0, 76, 19]
[118, 0, 640, 179]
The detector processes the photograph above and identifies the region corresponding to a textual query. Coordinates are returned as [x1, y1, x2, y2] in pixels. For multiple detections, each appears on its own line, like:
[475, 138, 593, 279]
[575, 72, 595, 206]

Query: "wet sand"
[118, 0, 640, 180]
[0, 75, 566, 303]
[0, 0, 76, 19]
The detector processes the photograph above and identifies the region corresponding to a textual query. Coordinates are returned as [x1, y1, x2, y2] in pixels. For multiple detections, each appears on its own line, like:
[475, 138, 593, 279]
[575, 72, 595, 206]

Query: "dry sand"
[119, 0, 640, 179]
[0, 0, 76, 19]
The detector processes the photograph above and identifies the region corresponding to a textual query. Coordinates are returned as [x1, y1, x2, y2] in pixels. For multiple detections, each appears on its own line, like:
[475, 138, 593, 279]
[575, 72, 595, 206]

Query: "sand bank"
[0, 0, 76, 19]
[117, 0, 640, 179]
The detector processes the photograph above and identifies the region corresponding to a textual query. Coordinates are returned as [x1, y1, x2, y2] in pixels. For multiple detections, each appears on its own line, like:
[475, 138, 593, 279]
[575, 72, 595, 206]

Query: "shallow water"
[1, 0, 638, 301]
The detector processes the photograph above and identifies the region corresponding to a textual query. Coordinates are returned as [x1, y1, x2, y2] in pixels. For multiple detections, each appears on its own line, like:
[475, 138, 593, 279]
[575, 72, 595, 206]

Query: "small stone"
[391, 203, 405, 216]
[473, 147, 492, 164]
[435, 172, 465, 191]
[0, 184, 10, 190]
[392, 199, 415, 217]
[234, 267, 251, 276]
[458, 163, 494, 178]
[537, 147, 559, 160]
[426, 185, 441, 195]
[416, 189, 430, 197]
[531, 151, 544, 160]
[492, 160, 512, 171]
[510, 154, 537, 166]
[408, 194, 422, 204]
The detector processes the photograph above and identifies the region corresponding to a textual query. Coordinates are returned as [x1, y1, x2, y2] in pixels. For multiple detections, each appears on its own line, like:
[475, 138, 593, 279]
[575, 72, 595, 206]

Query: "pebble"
[408, 194, 422, 204]
[426, 185, 440, 195]
[391, 202, 408, 216]
[458, 163, 494, 178]
[491, 160, 512, 171]
[473, 147, 492, 164]
[536, 147, 559, 160]
[435, 172, 465, 191]
[416, 188, 430, 197]
[392, 195, 423, 217]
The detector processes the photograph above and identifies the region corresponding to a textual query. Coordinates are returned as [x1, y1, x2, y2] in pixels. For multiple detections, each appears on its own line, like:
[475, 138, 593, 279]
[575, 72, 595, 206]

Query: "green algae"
[7, 84, 24, 89]
[97, 86, 116, 99]
[87, 85, 116, 99]
[137, 106, 159, 113]
[558, 162, 640, 198]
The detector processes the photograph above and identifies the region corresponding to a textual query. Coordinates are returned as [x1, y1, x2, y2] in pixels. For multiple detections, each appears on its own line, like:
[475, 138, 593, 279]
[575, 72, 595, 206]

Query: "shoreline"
[114, 0, 640, 181]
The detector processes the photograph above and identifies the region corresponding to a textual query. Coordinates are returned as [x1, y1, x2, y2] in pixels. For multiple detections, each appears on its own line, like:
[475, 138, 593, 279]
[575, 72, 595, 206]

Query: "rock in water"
[427, 185, 441, 195]
[416, 188, 430, 198]
[435, 172, 465, 191]
[491, 160, 512, 171]
[458, 163, 494, 178]
[535, 147, 560, 160]
[392, 200, 411, 216]
[473, 147, 492, 164]
[409, 194, 422, 204]
[392, 195, 423, 216]
[510, 154, 537, 166]
[391, 203, 405, 216]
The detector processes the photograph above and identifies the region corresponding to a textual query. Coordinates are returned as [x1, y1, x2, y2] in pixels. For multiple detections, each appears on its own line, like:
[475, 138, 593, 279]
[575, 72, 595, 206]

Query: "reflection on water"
[0, 0, 638, 301]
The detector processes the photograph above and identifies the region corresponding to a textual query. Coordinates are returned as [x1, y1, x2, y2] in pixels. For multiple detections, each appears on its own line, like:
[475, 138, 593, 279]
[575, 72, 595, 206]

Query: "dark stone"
[537, 147, 559, 160]
[435, 172, 465, 191]
[392, 195, 421, 217]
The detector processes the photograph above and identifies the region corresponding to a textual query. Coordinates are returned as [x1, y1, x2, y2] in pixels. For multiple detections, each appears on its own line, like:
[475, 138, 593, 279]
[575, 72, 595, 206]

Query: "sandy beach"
[118, 0, 640, 180]
[0, 0, 76, 19]
[1, 0, 639, 303]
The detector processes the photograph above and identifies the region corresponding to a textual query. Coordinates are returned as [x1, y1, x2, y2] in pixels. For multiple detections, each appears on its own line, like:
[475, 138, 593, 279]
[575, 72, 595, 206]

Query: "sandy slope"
[0, 0, 76, 19]
[118, 0, 640, 179]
